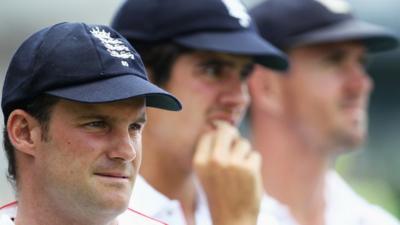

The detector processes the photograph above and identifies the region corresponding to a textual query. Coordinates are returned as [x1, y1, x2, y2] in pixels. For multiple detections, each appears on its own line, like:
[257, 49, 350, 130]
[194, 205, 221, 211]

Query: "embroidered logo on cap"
[221, 0, 251, 27]
[90, 27, 135, 67]
[315, 0, 351, 14]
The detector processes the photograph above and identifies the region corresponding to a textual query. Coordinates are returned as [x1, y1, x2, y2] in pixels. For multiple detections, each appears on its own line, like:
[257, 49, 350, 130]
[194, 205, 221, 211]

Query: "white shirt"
[130, 175, 212, 225]
[0, 201, 165, 225]
[259, 171, 400, 225]
[131, 175, 282, 225]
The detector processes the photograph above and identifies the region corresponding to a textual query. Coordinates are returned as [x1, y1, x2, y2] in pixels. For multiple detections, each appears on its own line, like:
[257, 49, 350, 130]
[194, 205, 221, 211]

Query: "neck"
[15, 185, 117, 225]
[251, 114, 330, 225]
[141, 135, 198, 225]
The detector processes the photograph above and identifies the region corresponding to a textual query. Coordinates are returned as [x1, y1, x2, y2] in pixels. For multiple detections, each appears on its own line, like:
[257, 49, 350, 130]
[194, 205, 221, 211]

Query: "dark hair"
[3, 94, 59, 188]
[128, 39, 192, 86]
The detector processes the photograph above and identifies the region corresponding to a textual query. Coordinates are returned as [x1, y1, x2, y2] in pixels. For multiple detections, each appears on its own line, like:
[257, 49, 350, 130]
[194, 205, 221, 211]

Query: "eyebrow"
[199, 58, 254, 77]
[323, 47, 368, 62]
[197, 59, 235, 67]
[77, 111, 147, 124]
[136, 111, 147, 124]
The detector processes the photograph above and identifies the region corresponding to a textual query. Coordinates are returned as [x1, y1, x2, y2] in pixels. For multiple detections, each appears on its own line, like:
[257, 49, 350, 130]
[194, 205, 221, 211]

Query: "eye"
[324, 51, 346, 65]
[85, 121, 106, 128]
[82, 120, 109, 133]
[129, 123, 143, 131]
[240, 63, 254, 80]
[201, 63, 225, 79]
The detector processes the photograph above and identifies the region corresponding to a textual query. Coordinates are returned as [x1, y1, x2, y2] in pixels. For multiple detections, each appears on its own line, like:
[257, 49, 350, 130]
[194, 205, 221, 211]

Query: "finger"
[212, 121, 239, 161]
[230, 137, 252, 164]
[245, 151, 263, 196]
[245, 151, 262, 172]
[193, 131, 215, 166]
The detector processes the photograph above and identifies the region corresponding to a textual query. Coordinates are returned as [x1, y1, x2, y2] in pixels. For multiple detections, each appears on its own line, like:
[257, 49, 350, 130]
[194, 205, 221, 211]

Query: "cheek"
[167, 71, 220, 108]
[44, 131, 103, 171]
[179, 84, 218, 107]
[62, 133, 100, 154]
[37, 137, 88, 187]
[132, 137, 142, 167]
[284, 77, 334, 122]
[167, 81, 219, 127]
[302, 87, 339, 121]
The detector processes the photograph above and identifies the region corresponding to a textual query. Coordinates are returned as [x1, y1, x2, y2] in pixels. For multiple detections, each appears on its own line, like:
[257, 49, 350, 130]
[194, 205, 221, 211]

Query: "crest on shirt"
[90, 27, 135, 67]
[221, 0, 251, 27]
[314, 0, 351, 14]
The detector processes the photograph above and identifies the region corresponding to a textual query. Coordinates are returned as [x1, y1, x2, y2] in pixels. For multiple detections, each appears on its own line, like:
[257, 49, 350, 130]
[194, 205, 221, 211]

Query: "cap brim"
[289, 19, 399, 52]
[174, 30, 288, 71]
[46, 75, 182, 111]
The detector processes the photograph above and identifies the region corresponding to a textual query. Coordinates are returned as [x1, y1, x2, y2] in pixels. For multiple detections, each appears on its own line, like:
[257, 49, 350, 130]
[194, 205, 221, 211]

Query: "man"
[248, 0, 399, 224]
[111, 0, 288, 225]
[0, 22, 182, 225]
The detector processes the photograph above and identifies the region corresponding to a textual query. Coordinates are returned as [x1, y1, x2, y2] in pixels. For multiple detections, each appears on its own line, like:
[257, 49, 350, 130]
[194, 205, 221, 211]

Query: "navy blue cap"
[111, 0, 288, 70]
[2, 22, 182, 121]
[250, 0, 399, 52]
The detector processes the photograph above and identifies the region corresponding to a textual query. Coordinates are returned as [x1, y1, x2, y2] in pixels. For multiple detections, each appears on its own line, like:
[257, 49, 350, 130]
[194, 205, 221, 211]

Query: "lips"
[209, 115, 236, 125]
[341, 103, 366, 115]
[94, 172, 130, 179]
[209, 110, 244, 125]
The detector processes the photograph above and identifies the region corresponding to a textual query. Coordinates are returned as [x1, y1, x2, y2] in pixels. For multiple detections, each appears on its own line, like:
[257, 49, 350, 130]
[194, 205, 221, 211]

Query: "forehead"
[289, 41, 367, 57]
[185, 51, 252, 65]
[50, 97, 146, 119]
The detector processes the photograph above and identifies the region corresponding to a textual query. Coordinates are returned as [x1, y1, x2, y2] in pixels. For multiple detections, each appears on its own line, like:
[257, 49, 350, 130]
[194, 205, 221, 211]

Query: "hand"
[193, 121, 263, 225]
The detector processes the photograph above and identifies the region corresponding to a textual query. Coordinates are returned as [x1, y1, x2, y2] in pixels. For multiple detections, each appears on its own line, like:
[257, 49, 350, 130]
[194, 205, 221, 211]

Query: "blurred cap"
[250, 0, 399, 52]
[2, 22, 182, 121]
[111, 0, 289, 70]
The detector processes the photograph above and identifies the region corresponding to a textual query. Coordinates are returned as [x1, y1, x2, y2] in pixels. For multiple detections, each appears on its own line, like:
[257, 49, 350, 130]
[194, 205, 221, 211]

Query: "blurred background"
[0, 0, 399, 219]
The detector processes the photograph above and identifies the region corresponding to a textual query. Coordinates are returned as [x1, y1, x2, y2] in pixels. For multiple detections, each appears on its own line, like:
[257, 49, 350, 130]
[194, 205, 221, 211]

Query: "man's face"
[144, 52, 252, 172]
[281, 42, 373, 153]
[35, 98, 146, 216]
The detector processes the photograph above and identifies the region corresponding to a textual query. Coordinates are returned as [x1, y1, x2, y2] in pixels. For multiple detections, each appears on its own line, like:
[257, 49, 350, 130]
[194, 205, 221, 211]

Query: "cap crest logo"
[314, 0, 351, 14]
[90, 27, 135, 67]
[220, 0, 251, 27]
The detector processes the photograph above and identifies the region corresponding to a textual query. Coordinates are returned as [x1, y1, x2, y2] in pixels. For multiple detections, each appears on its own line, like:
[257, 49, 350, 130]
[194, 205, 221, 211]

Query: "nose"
[107, 130, 138, 162]
[344, 62, 374, 97]
[219, 76, 250, 108]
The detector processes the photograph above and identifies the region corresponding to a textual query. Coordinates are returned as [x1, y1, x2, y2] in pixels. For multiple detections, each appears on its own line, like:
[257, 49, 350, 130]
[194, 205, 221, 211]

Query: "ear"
[7, 109, 43, 157]
[248, 65, 284, 115]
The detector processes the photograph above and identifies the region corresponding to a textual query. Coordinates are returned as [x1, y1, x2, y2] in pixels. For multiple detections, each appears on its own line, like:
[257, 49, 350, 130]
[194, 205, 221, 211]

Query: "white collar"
[0, 201, 164, 225]
[131, 175, 212, 225]
[0, 215, 14, 225]
[131, 175, 182, 217]
[261, 170, 399, 225]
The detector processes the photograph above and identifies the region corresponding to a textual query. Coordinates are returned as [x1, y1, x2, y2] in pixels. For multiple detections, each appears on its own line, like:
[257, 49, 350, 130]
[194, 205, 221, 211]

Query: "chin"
[329, 125, 366, 151]
[99, 195, 130, 214]
[341, 119, 368, 147]
[341, 132, 367, 150]
[93, 185, 132, 210]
